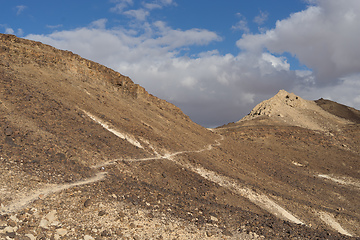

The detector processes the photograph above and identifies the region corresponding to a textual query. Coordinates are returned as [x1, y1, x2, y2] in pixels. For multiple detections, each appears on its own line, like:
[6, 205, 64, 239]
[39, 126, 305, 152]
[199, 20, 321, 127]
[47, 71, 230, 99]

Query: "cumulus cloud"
[90, 19, 108, 29]
[237, 0, 360, 86]
[26, 19, 298, 127]
[25, 0, 360, 127]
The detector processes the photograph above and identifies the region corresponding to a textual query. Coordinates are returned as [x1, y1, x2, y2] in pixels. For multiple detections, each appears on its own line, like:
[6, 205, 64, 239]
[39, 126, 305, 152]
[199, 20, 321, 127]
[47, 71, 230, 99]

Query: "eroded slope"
[0, 35, 359, 239]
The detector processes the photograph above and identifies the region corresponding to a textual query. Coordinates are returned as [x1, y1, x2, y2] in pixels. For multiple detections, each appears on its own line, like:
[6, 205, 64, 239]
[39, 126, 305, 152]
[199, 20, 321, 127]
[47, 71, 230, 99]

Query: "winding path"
[2, 110, 354, 236]
[85, 112, 304, 225]
[0, 172, 107, 215]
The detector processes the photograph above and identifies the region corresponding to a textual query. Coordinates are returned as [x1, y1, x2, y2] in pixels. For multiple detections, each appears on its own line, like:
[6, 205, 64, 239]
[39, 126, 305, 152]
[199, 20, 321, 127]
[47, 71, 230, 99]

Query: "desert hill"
[0, 34, 359, 239]
[238, 89, 354, 132]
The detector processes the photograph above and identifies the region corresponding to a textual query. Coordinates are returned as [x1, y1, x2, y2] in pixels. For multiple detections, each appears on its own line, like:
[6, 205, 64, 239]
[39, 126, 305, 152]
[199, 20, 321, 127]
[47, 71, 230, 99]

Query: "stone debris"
[1, 33, 359, 240]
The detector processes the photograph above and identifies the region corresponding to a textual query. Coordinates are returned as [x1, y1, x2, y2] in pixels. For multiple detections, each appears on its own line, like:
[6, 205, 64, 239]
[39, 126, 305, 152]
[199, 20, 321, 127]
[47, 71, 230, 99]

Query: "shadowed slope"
[316, 98, 360, 124]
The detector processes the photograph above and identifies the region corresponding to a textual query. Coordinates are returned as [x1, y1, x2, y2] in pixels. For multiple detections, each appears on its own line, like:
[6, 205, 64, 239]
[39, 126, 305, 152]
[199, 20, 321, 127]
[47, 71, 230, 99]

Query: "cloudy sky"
[1, 0, 360, 127]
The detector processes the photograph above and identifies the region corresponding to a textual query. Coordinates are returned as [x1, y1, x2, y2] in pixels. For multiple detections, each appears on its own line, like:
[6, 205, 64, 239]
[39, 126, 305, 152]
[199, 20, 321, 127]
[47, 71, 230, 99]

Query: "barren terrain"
[0, 34, 359, 239]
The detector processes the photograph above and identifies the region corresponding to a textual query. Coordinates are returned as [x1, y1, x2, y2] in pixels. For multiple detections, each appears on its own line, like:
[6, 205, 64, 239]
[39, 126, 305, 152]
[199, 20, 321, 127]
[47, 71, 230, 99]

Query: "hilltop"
[239, 89, 352, 131]
[0, 34, 359, 239]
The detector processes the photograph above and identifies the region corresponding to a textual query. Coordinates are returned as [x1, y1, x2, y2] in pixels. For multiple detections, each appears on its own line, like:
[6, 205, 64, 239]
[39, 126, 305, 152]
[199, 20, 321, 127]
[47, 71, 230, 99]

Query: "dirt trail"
[0, 172, 107, 215]
[4, 110, 350, 236]
[85, 112, 303, 224]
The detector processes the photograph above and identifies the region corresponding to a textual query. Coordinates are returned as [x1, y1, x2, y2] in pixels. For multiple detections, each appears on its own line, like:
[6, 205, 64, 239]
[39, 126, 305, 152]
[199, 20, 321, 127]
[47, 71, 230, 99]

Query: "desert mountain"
[0, 34, 359, 239]
[239, 89, 353, 132]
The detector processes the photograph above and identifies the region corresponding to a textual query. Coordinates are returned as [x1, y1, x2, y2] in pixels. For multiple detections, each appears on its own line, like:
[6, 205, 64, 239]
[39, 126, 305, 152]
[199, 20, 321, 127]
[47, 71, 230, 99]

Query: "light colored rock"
[56, 228, 68, 236]
[39, 210, 59, 229]
[9, 215, 19, 222]
[239, 89, 351, 132]
[51, 220, 61, 226]
[25, 234, 36, 240]
[45, 210, 58, 223]
[39, 218, 49, 229]
[210, 215, 218, 222]
[84, 235, 95, 240]
[3, 226, 15, 233]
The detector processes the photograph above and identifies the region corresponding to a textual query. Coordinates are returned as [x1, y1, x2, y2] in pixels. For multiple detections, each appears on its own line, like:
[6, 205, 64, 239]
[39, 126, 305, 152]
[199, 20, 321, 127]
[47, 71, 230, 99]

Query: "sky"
[1, 0, 360, 127]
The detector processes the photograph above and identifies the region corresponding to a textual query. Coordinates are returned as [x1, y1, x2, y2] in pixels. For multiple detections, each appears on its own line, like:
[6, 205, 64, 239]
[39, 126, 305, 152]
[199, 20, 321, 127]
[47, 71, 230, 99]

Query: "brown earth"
[0, 34, 359, 239]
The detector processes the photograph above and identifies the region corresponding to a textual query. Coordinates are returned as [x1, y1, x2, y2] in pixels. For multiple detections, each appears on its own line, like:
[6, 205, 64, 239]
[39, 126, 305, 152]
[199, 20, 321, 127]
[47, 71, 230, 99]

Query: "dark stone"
[100, 230, 111, 237]
[8, 220, 16, 227]
[56, 153, 66, 161]
[118, 211, 125, 218]
[24, 95, 32, 101]
[6, 231, 16, 238]
[4, 127, 13, 136]
[84, 199, 92, 208]
[98, 210, 107, 216]
[36, 234, 47, 240]
[133, 235, 141, 240]
[222, 229, 233, 236]
[5, 136, 17, 147]
[17, 236, 31, 240]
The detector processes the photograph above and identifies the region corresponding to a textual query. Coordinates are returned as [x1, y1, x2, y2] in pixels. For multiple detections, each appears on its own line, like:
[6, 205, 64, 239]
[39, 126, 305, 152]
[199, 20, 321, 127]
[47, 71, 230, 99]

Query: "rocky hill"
[239, 89, 353, 132]
[0, 34, 359, 239]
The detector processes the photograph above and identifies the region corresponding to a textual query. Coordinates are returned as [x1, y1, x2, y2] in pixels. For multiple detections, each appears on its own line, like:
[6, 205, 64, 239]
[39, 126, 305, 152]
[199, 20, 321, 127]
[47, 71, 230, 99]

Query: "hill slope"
[0, 34, 359, 239]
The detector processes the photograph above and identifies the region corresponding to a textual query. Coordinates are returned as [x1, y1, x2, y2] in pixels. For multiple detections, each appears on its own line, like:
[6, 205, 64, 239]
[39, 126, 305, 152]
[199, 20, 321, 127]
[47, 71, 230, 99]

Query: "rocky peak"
[240, 90, 351, 131]
[244, 90, 307, 118]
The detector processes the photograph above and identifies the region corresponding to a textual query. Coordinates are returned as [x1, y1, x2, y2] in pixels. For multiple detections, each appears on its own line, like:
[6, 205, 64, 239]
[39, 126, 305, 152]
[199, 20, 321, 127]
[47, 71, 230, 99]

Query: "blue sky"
[1, 0, 360, 127]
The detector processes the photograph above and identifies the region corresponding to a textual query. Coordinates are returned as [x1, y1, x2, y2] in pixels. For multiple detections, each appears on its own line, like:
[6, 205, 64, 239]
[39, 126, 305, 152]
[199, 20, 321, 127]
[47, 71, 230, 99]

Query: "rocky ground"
[0, 34, 359, 239]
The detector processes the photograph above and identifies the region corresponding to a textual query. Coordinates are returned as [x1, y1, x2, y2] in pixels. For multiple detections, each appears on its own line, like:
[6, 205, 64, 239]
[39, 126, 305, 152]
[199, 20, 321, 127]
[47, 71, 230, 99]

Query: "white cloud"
[24, 0, 360, 127]
[144, 3, 162, 10]
[16, 5, 27, 15]
[261, 53, 289, 71]
[237, 0, 360, 86]
[5, 28, 14, 34]
[124, 9, 150, 21]
[232, 13, 249, 33]
[27, 19, 292, 126]
[90, 19, 107, 29]
[144, 0, 176, 9]
[254, 10, 269, 25]
[110, 0, 133, 13]
[17, 28, 24, 36]
[46, 24, 63, 29]
[112, 0, 175, 19]
[4, 28, 23, 36]
[294, 73, 360, 111]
